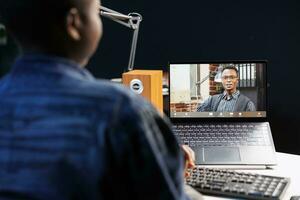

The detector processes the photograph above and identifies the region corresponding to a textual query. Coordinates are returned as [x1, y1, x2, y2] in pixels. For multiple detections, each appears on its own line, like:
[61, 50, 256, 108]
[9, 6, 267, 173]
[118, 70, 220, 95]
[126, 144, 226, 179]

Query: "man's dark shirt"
[197, 91, 256, 112]
[0, 55, 188, 200]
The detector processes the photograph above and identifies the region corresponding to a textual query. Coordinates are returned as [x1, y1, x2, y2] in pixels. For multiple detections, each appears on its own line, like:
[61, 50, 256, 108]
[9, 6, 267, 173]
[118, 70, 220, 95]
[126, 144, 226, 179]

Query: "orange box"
[122, 70, 163, 113]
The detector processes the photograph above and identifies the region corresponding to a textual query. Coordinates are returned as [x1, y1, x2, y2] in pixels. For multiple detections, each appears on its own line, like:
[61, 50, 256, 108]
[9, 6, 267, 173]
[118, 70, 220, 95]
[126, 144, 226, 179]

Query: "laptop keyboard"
[173, 123, 271, 147]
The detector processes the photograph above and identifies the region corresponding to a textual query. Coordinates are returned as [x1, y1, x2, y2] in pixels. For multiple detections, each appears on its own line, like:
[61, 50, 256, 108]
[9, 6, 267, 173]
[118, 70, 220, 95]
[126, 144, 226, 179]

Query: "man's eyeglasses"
[221, 76, 238, 80]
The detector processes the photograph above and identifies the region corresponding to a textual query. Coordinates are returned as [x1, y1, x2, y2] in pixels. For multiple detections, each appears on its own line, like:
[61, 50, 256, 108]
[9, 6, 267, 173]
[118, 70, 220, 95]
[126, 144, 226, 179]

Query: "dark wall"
[1, 0, 299, 154]
[89, 0, 300, 154]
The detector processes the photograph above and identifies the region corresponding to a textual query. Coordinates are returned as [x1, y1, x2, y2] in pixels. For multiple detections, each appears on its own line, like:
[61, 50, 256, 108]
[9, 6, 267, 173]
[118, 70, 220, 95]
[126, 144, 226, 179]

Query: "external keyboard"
[173, 123, 271, 147]
[186, 167, 289, 200]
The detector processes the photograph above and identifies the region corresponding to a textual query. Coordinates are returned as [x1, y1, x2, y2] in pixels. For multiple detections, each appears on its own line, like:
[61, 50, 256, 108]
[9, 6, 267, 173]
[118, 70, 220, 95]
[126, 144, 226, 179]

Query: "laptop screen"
[169, 61, 267, 118]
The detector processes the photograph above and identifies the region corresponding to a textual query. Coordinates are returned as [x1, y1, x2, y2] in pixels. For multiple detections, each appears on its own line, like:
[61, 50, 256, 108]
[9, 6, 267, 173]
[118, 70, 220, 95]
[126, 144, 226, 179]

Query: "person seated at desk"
[197, 65, 256, 112]
[0, 0, 202, 199]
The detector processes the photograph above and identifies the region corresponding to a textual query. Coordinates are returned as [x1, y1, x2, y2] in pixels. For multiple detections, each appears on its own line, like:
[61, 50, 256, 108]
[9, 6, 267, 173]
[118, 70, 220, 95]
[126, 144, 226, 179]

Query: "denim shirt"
[0, 55, 188, 200]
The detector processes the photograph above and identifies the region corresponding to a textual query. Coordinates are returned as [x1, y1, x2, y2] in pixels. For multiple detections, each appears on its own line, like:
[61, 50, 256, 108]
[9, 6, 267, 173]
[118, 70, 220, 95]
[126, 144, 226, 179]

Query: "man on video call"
[0, 0, 203, 199]
[197, 65, 256, 112]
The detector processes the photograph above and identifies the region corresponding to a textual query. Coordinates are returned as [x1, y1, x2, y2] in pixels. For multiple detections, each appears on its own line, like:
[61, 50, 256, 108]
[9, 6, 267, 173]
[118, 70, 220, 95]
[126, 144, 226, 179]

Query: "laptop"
[169, 60, 276, 166]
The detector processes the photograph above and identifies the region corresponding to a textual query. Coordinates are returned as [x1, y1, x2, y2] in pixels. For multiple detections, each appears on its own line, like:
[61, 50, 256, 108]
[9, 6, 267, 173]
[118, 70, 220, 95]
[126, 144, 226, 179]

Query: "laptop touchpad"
[204, 147, 241, 162]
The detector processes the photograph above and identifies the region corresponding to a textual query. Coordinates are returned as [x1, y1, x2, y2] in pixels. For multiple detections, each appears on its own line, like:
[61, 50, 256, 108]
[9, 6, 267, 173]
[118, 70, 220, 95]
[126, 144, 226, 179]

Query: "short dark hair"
[0, 0, 78, 46]
[222, 65, 239, 76]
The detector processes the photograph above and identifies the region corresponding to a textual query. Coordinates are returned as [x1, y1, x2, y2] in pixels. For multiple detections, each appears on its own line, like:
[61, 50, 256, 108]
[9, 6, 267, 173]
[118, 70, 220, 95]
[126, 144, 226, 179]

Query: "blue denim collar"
[14, 53, 82, 69]
[11, 54, 94, 80]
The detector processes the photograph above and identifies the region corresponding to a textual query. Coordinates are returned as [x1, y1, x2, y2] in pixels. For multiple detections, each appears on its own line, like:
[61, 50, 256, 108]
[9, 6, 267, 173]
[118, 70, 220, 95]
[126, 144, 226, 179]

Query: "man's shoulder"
[212, 93, 223, 98]
[200, 94, 222, 105]
[79, 79, 129, 98]
[75, 78, 139, 98]
[238, 93, 251, 101]
[210, 93, 223, 101]
[75, 79, 150, 111]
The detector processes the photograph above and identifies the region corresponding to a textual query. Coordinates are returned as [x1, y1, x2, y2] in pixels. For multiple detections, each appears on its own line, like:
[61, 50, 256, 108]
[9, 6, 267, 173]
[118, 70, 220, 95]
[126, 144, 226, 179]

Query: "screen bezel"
[168, 60, 269, 123]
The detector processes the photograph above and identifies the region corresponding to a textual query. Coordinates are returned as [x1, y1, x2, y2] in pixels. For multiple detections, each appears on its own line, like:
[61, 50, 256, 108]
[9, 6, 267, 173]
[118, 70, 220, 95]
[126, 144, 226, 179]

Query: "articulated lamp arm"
[100, 6, 143, 71]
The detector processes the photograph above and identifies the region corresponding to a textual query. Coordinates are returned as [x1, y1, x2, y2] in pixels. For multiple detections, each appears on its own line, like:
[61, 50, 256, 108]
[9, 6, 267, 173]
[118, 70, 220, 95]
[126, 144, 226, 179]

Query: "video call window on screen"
[170, 63, 267, 118]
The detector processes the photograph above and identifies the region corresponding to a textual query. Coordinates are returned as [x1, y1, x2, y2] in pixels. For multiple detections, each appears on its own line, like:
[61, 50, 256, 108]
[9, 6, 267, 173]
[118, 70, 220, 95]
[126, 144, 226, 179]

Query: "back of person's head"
[0, 0, 103, 66]
[0, 1, 69, 45]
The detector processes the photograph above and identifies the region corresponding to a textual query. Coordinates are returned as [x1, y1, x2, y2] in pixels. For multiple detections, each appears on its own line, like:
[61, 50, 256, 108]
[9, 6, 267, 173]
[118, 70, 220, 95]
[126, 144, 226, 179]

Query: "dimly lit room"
[0, 0, 299, 199]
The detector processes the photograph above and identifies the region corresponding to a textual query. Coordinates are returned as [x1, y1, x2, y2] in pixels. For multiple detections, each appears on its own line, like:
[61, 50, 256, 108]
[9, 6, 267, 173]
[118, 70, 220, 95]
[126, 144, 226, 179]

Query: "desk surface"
[201, 152, 300, 200]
